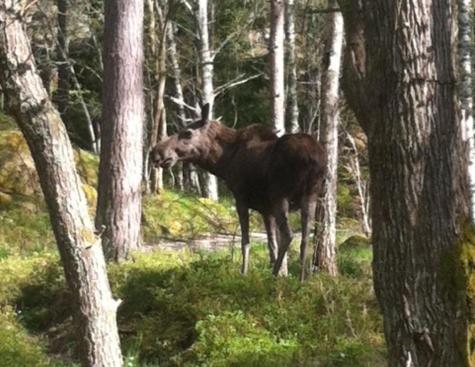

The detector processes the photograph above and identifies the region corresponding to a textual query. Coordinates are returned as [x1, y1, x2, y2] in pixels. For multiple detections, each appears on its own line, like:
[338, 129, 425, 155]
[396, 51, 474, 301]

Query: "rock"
[0, 129, 99, 207]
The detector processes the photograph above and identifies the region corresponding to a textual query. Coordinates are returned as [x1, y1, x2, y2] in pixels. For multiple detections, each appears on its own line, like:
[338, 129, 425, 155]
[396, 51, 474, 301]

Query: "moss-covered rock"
[0, 130, 41, 200]
[0, 129, 99, 208]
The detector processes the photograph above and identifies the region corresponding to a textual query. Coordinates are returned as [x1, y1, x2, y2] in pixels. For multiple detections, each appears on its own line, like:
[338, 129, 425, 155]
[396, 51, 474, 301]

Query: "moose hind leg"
[272, 199, 292, 277]
[300, 195, 317, 281]
[263, 214, 278, 267]
[237, 201, 250, 275]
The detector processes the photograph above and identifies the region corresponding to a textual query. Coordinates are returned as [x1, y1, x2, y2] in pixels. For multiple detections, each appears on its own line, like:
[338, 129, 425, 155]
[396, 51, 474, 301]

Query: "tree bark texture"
[285, 0, 299, 133]
[0, 2, 123, 366]
[339, 1, 470, 365]
[314, 0, 343, 276]
[270, 0, 285, 136]
[197, 0, 218, 200]
[96, 0, 145, 261]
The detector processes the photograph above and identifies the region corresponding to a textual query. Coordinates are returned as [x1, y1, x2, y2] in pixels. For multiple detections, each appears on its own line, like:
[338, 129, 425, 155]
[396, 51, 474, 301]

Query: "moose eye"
[178, 129, 193, 140]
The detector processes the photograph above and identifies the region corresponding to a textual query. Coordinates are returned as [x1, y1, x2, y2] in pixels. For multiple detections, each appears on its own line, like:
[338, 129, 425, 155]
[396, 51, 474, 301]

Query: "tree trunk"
[54, 0, 70, 122]
[346, 131, 371, 237]
[168, 22, 187, 129]
[459, 0, 475, 224]
[339, 1, 471, 365]
[197, 0, 218, 200]
[313, 0, 343, 276]
[285, 0, 299, 133]
[96, 0, 145, 261]
[167, 22, 201, 194]
[0, 3, 123, 366]
[270, 0, 285, 135]
[146, 0, 168, 194]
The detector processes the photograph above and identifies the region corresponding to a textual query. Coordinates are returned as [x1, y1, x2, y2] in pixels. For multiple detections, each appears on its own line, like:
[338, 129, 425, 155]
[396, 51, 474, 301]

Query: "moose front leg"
[272, 199, 291, 277]
[237, 201, 250, 275]
[263, 214, 278, 267]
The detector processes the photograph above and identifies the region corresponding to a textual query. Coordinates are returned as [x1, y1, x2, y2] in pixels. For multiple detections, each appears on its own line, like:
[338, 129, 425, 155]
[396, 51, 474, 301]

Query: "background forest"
[0, 0, 472, 366]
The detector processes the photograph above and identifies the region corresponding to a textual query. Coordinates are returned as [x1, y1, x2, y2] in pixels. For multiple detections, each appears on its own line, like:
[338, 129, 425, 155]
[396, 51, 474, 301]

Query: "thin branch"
[167, 95, 200, 114]
[214, 73, 262, 97]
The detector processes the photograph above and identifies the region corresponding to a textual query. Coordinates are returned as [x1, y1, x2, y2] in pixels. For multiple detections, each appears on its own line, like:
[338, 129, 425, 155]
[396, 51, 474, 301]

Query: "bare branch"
[214, 73, 262, 97]
[167, 95, 200, 114]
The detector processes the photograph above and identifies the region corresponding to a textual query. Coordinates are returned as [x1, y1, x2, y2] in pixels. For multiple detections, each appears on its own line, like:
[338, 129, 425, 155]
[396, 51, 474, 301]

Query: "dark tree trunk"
[0, 2, 123, 366]
[96, 0, 145, 261]
[339, 1, 471, 365]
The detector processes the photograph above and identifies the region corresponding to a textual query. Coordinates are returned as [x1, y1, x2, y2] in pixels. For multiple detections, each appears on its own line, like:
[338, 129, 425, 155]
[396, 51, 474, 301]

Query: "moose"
[151, 104, 327, 280]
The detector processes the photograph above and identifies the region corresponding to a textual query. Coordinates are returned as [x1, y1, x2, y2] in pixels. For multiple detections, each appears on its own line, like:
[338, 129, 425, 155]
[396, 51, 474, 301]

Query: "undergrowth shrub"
[0, 307, 50, 367]
[109, 247, 385, 366]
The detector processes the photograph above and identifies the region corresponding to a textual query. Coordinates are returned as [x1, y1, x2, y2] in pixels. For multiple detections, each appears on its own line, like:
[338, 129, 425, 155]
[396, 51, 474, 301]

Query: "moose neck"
[192, 122, 238, 179]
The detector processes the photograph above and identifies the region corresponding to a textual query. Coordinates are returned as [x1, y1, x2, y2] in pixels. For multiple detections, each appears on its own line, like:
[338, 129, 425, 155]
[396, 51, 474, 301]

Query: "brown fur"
[151, 105, 326, 280]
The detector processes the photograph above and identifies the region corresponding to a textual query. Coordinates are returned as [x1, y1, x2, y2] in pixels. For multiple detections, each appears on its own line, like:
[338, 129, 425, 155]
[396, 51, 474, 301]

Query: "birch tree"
[270, 0, 285, 135]
[0, 2, 123, 365]
[339, 0, 471, 364]
[167, 21, 201, 193]
[313, 0, 343, 276]
[196, 0, 219, 200]
[96, 0, 145, 261]
[285, 0, 299, 133]
[459, 0, 475, 224]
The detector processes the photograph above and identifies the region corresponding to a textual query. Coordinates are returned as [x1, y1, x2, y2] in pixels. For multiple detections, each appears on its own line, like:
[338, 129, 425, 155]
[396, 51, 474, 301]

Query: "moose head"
[151, 103, 212, 169]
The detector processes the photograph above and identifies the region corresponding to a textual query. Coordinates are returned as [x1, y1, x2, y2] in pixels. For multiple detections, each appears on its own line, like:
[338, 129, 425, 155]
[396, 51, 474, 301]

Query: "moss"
[0, 129, 99, 209]
[0, 111, 16, 131]
[0, 130, 41, 199]
[459, 222, 475, 365]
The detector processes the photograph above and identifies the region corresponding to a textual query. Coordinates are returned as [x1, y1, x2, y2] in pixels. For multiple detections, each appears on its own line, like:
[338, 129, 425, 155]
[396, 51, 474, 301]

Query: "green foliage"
[0, 252, 69, 367]
[142, 190, 262, 242]
[0, 206, 54, 257]
[108, 248, 384, 366]
[338, 235, 372, 279]
[0, 307, 50, 367]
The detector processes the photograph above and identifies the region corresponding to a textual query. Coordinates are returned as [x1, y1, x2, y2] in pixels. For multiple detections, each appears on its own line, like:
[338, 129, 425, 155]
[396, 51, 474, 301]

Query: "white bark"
[286, 0, 299, 133]
[168, 22, 187, 127]
[197, 0, 218, 200]
[167, 22, 201, 194]
[314, 0, 343, 276]
[459, 0, 475, 224]
[346, 132, 371, 237]
[270, 0, 285, 136]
